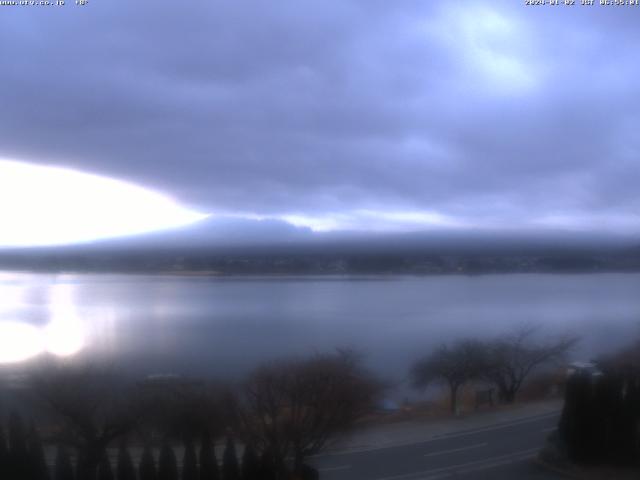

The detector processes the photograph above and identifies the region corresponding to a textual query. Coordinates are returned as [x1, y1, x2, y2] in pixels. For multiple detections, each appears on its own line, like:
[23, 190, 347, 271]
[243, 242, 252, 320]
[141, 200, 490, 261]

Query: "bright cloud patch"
[428, 5, 538, 94]
[279, 209, 464, 232]
[0, 159, 209, 247]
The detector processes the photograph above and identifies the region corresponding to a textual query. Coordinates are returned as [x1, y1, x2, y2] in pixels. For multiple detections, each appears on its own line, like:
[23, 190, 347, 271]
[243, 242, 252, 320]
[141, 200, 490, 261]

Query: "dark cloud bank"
[0, 0, 639, 248]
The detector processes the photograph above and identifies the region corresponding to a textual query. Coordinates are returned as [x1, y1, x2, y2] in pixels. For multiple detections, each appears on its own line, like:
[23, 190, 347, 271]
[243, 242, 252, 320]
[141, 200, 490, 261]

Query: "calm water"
[1, 272, 639, 383]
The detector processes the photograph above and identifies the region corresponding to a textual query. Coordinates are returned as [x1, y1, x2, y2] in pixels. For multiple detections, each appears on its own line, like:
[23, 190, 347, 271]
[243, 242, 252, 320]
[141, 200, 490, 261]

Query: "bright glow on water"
[0, 321, 43, 363]
[0, 277, 86, 363]
[43, 284, 85, 357]
[0, 159, 208, 247]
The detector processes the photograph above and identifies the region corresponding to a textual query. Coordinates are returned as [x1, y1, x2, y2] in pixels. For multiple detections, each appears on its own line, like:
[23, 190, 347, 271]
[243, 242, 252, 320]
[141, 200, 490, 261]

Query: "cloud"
[0, 0, 638, 243]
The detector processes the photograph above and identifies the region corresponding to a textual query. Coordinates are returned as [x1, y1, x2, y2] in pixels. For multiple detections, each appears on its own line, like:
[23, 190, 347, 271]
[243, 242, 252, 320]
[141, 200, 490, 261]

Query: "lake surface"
[0, 272, 639, 385]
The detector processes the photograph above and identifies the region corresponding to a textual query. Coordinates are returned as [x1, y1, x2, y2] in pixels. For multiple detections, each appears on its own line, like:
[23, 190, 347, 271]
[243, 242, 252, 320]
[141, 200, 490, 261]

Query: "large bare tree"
[235, 350, 381, 478]
[411, 339, 486, 414]
[481, 326, 578, 403]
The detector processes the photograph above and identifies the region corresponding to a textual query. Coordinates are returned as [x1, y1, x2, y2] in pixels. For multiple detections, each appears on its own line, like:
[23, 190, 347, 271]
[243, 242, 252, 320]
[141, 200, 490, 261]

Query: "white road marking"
[424, 442, 487, 457]
[373, 447, 540, 480]
[318, 465, 352, 472]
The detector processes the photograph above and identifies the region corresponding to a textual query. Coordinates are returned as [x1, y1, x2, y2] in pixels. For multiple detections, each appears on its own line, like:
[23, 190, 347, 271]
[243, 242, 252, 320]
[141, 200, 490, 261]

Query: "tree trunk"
[77, 445, 103, 480]
[503, 389, 517, 404]
[496, 383, 517, 404]
[450, 384, 459, 415]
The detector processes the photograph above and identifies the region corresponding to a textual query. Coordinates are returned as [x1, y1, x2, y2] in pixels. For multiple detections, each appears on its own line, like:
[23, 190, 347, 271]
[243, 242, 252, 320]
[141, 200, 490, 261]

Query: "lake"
[0, 272, 639, 386]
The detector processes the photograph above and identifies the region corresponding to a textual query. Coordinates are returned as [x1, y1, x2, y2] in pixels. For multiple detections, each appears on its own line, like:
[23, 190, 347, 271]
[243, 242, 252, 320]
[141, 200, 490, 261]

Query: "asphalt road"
[312, 411, 565, 480]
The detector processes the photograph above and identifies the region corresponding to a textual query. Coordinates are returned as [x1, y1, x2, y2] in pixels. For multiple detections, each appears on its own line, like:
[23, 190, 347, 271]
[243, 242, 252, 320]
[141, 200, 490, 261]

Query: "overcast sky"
[1, 0, 639, 243]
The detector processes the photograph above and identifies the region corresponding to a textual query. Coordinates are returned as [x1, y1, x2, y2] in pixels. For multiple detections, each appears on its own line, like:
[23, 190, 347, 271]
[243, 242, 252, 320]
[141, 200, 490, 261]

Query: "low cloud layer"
[0, 1, 638, 240]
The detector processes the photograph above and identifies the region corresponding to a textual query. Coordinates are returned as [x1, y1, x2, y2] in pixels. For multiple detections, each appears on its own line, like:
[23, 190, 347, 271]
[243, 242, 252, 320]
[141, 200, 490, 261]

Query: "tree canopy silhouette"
[236, 350, 381, 476]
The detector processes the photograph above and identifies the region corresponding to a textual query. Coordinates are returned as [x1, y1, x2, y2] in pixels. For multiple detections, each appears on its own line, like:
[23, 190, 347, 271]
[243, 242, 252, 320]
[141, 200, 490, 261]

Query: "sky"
[0, 0, 639, 246]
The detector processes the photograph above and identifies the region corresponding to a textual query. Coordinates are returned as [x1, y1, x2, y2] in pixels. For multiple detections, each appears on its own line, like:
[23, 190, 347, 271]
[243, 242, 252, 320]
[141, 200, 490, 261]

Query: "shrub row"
[0, 413, 312, 480]
[559, 366, 640, 466]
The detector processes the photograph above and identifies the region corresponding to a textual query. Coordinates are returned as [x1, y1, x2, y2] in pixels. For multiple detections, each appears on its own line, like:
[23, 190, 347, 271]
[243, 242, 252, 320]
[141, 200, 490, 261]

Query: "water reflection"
[43, 284, 85, 357]
[0, 272, 638, 376]
[0, 276, 85, 363]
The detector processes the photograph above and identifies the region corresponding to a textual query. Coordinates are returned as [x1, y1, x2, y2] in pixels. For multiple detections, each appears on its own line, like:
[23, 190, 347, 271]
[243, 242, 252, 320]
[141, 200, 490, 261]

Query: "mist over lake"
[1, 272, 638, 384]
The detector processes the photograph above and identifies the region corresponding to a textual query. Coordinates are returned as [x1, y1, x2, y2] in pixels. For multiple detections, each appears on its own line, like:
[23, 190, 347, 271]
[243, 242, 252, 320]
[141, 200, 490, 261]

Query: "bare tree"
[411, 340, 486, 414]
[482, 326, 578, 403]
[31, 364, 144, 480]
[235, 350, 381, 478]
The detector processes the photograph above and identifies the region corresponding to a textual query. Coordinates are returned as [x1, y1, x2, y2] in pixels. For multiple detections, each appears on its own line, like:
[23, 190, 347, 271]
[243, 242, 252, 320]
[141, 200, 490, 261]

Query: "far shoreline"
[2, 268, 640, 278]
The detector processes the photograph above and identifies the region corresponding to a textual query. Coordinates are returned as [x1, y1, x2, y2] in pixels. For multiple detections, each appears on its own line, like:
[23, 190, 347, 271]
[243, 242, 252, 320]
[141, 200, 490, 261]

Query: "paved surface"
[312, 403, 566, 479]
